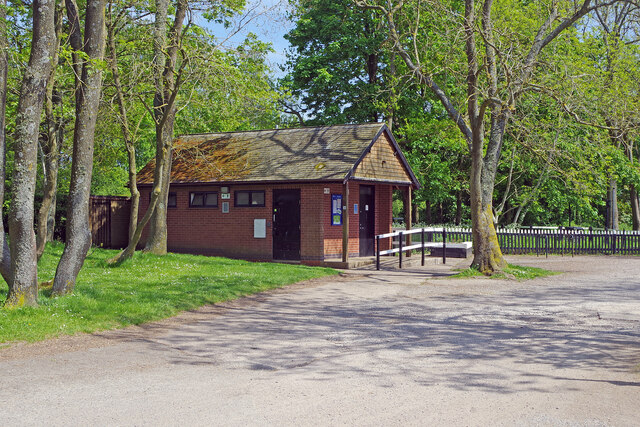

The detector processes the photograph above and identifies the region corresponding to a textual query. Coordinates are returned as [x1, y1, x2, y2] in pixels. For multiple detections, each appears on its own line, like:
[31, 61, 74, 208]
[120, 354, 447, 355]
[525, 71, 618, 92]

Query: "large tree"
[0, 0, 11, 285]
[141, 0, 189, 255]
[35, 0, 65, 260]
[358, 0, 634, 273]
[5, 0, 56, 306]
[107, 0, 286, 263]
[589, 4, 640, 229]
[52, 0, 107, 295]
[284, 0, 389, 124]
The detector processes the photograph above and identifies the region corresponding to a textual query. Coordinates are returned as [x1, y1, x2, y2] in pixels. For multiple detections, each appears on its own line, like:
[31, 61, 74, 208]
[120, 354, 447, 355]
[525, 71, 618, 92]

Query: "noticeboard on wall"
[331, 194, 342, 226]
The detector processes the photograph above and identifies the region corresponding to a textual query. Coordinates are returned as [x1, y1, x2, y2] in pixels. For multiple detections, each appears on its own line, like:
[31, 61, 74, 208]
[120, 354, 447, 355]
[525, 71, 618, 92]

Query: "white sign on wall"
[254, 219, 266, 238]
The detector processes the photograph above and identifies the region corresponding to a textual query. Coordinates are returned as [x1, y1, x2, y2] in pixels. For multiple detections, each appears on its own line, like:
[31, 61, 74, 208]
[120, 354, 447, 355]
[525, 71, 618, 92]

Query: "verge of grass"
[452, 264, 558, 280]
[0, 243, 338, 344]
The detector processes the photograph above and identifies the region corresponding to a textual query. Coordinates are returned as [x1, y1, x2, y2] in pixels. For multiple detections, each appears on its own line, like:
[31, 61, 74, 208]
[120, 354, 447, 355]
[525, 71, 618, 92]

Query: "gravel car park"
[1, 255, 639, 426]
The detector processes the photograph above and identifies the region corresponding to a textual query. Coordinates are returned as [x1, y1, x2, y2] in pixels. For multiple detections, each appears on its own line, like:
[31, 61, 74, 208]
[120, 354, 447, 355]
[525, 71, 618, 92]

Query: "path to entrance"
[1, 256, 639, 426]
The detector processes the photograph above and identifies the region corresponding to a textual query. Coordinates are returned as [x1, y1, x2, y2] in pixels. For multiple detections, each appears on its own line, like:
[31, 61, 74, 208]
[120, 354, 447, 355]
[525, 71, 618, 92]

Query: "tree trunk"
[455, 190, 462, 225]
[6, 0, 56, 306]
[66, 0, 82, 104]
[144, 0, 187, 255]
[469, 116, 508, 273]
[47, 193, 57, 241]
[144, 137, 172, 254]
[36, 0, 63, 260]
[106, 6, 139, 243]
[469, 162, 507, 273]
[411, 200, 419, 224]
[107, 0, 185, 265]
[53, 0, 106, 296]
[606, 179, 618, 230]
[0, 0, 11, 286]
[625, 144, 640, 230]
[425, 200, 431, 224]
[107, 146, 167, 264]
[630, 185, 640, 231]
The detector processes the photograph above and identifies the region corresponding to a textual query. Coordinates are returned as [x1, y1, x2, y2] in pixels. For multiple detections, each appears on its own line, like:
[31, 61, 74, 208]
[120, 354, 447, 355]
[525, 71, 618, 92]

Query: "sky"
[198, 0, 295, 76]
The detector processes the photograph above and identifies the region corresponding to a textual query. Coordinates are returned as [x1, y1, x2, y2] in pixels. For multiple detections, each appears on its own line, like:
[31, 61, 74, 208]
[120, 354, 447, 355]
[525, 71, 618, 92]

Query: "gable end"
[349, 126, 419, 187]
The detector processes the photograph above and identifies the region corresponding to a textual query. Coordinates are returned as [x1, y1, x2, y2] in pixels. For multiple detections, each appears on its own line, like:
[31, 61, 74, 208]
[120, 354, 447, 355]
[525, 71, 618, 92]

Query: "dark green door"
[359, 185, 375, 256]
[273, 189, 301, 260]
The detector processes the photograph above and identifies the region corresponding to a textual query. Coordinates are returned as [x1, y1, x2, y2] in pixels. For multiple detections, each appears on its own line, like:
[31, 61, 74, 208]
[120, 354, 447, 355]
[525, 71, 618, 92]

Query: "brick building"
[136, 123, 419, 265]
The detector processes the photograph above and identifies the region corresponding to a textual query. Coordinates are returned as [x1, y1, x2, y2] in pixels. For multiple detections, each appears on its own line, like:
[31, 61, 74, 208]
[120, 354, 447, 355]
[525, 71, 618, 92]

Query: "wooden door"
[91, 199, 111, 248]
[359, 185, 375, 256]
[273, 189, 301, 260]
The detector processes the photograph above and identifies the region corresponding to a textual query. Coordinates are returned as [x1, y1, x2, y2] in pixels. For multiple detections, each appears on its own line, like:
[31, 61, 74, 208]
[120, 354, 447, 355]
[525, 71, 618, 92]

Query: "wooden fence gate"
[89, 196, 131, 249]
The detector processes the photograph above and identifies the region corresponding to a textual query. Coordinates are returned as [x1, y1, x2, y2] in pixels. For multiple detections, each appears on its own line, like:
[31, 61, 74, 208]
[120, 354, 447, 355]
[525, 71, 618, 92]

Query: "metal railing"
[376, 227, 450, 270]
[376, 226, 640, 270]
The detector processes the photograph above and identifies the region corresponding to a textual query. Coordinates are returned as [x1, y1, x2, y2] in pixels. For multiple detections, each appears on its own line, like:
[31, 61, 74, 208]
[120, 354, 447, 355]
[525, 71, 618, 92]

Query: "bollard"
[421, 228, 425, 266]
[376, 235, 380, 270]
[399, 231, 403, 269]
[442, 228, 447, 265]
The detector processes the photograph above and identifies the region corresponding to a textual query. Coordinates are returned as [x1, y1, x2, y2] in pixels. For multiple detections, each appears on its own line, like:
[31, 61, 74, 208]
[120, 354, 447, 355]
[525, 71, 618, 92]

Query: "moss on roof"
[137, 123, 386, 184]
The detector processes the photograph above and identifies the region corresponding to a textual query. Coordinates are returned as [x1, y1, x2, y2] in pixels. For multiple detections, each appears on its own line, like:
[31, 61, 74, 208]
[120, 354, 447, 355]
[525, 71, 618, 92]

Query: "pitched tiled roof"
[137, 123, 387, 184]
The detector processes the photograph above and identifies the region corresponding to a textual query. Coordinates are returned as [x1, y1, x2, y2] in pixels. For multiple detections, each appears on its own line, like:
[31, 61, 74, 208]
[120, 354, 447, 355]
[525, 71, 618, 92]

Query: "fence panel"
[383, 227, 640, 268]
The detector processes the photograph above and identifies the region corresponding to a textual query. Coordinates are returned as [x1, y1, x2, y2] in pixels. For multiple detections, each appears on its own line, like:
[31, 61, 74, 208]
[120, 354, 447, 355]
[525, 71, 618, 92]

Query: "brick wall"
[322, 182, 394, 257]
[139, 183, 329, 261]
[138, 181, 396, 261]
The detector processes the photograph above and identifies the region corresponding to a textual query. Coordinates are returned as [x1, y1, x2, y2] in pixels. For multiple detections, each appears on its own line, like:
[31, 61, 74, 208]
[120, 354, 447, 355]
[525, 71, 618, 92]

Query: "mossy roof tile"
[137, 123, 386, 184]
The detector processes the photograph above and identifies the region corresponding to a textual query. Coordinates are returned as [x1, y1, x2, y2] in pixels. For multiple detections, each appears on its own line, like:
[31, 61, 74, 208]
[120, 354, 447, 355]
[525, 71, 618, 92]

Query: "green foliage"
[175, 33, 281, 134]
[92, 2, 284, 195]
[401, 118, 468, 211]
[0, 243, 337, 343]
[283, 0, 391, 124]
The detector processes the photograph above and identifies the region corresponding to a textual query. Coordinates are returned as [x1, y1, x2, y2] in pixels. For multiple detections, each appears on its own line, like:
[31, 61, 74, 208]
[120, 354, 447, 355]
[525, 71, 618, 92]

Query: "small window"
[189, 191, 218, 208]
[235, 190, 265, 207]
[168, 192, 177, 208]
[149, 191, 177, 208]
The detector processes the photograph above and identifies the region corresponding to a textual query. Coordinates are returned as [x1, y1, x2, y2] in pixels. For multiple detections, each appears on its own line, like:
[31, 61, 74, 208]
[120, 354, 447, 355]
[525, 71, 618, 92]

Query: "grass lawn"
[0, 243, 338, 344]
[452, 264, 558, 280]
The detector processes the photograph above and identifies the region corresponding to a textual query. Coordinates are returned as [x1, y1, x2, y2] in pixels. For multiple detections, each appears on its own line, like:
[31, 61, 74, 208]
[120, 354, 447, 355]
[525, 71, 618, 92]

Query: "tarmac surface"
[1, 255, 639, 426]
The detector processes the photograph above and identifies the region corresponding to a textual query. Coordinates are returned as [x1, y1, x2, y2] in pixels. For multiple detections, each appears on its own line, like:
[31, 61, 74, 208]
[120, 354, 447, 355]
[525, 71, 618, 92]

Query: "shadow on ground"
[110, 257, 640, 395]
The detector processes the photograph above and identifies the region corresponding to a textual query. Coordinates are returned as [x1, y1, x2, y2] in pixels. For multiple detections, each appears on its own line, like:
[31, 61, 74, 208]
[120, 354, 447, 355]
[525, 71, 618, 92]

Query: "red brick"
[138, 182, 398, 262]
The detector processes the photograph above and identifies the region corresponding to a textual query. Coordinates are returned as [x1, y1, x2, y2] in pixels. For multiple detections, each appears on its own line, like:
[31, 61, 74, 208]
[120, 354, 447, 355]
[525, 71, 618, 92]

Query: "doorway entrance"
[273, 189, 301, 260]
[359, 185, 375, 256]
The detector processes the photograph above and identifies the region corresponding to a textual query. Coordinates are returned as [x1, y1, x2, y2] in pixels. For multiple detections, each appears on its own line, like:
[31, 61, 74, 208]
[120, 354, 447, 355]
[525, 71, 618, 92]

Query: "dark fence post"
[571, 230, 574, 257]
[399, 231, 403, 269]
[421, 228, 425, 266]
[545, 234, 549, 258]
[376, 235, 380, 270]
[442, 228, 447, 265]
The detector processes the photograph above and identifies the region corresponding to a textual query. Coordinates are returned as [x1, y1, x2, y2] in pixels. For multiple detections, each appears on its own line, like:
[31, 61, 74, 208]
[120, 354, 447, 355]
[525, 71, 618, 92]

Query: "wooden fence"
[438, 227, 640, 256]
[90, 196, 131, 249]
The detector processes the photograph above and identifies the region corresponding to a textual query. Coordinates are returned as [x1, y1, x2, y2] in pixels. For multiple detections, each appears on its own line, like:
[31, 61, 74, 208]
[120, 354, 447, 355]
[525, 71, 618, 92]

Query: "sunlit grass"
[452, 264, 558, 280]
[0, 243, 337, 343]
